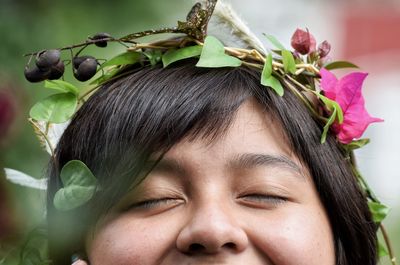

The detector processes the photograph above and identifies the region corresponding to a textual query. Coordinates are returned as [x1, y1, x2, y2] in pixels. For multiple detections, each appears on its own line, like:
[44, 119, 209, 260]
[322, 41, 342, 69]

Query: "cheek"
[87, 215, 180, 265]
[248, 207, 335, 265]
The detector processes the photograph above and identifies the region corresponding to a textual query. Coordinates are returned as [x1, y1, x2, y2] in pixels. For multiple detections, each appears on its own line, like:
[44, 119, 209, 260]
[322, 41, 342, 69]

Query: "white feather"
[30, 119, 70, 155]
[4, 168, 47, 190]
[207, 0, 266, 53]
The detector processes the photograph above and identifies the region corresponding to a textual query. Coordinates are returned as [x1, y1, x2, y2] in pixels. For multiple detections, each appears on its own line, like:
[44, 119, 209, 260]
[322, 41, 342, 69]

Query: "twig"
[380, 223, 397, 265]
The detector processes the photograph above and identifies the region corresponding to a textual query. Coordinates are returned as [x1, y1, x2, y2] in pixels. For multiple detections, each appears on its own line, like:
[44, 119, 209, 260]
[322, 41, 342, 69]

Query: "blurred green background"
[0, 0, 398, 264]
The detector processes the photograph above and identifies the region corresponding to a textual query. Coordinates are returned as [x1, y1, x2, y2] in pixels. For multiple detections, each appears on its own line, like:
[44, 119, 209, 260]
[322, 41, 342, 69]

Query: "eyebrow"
[149, 158, 187, 176]
[229, 153, 305, 179]
[149, 153, 304, 179]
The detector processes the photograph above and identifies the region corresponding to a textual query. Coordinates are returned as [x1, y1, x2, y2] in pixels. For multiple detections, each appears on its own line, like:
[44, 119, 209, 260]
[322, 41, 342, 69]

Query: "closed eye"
[128, 198, 184, 211]
[239, 194, 287, 208]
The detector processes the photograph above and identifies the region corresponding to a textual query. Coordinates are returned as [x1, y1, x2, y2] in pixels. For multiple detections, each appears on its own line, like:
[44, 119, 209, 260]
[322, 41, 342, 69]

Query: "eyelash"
[128, 194, 287, 211]
[240, 194, 287, 206]
[129, 198, 180, 210]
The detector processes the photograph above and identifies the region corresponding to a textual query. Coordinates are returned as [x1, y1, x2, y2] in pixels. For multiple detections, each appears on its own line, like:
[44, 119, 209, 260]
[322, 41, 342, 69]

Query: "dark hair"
[47, 59, 377, 265]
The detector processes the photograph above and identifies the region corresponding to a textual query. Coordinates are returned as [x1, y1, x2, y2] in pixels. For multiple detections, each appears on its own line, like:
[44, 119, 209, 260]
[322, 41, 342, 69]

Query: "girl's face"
[86, 99, 335, 265]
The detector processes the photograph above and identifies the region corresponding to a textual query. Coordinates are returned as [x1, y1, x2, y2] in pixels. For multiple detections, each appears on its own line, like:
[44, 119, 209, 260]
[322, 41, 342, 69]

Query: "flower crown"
[9, 0, 395, 263]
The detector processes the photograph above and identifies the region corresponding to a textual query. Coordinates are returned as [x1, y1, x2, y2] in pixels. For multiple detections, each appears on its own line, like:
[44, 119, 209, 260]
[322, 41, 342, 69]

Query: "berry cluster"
[24, 50, 64, 82]
[24, 33, 112, 83]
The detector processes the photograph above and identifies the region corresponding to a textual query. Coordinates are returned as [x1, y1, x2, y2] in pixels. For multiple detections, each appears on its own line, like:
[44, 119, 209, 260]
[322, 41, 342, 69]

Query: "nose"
[176, 201, 248, 255]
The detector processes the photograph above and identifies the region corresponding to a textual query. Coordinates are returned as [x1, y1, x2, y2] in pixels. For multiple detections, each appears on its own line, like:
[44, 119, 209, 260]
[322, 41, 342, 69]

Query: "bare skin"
[77, 99, 335, 265]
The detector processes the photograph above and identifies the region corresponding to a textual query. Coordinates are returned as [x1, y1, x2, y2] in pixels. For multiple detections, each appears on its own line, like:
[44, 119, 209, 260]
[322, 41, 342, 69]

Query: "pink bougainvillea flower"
[291, 28, 316, 55]
[319, 68, 383, 144]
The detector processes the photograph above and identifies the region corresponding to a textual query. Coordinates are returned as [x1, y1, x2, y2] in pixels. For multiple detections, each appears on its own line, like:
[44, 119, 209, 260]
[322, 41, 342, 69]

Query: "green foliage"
[144, 49, 163, 66]
[0, 227, 50, 265]
[323, 60, 359, 70]
[314, 93, 344, 143]
[53, 160, 98, 211]
[378, 241, 389, 257]
[20, 247, 49, 265]
[263, 33, 286, 50]
[343, 138, 370, 151]
[44, 80, 79, 95]
[262, 54, 273, 78]
[29, 93, 78, 123]
[368, 201, 390, 223]
[261, 54, 284, 96]
[162, 45, 203, 67]
[90, 67, 120, 85]
[281, 50, 297, 74]
[99, 51, 142, 70]
[261, 76, 284, 96]
[196, 36, 242, 68]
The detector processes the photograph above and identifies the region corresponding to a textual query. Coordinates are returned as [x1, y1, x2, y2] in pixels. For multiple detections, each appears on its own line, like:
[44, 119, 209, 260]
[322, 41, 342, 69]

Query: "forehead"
[165, 98, 293, 162]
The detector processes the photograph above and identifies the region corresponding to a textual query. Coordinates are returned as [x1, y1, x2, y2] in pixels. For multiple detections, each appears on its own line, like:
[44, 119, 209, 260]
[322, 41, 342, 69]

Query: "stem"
[23, 38, 117, 57]
[119, 28, 180, 42]
[350, 156, 379, 202]
[28, 119, 56, 159]
[241, 61, 263, 69]
[284, 72, 313, 92]
[127, 44, 171, 51]
[380, 223, 397, 265]
[279, 75, 326, 122]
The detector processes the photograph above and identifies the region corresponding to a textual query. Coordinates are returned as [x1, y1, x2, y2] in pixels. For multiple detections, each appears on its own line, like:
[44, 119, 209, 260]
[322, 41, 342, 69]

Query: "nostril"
[188, 243, 206, 253]
[223, 242, 236, 250]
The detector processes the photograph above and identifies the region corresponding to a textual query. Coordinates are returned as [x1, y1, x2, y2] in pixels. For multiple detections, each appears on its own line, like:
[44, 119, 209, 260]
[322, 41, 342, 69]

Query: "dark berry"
[24, 65, 51, 82]
[36, 49, 61, 70]
[48, 60, 65, 80]
[72, 55, 96, 70]
[90, 32, 111, 47]
[73, 57, 98, 81]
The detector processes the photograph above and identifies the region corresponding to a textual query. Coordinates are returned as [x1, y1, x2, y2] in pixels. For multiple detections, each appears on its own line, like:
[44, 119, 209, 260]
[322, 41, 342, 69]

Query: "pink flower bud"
[318, 40, 331, 58]
[291, 28, 316, 55]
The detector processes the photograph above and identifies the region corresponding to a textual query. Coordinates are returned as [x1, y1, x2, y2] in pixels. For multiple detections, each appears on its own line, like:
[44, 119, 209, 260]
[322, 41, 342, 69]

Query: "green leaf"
[196, 36, 242, 68]
[53, 160, 98, 211]
[21, 247, 44, 265]
[263, 34, 285, 50]
[261, 54, 273, 79]
[44, 80, 79, 95]
[29, 93, 77, 123]
[162, 45, 203, 67]
[282, 50, 297, 74]
[316, 93, 344, 123]
[344, 138, 370, 151]
[378, 241, 389, 257]
[368, 201, 390, 223]
[143, 49, 162, 66]
[261, 75, 284, 96]
[323, 60, 359, 70]
[321, 106, 337, 143]
[90, 67, 120, 85]
[313, 93, 344, 143]
[99, 51, 141, 69]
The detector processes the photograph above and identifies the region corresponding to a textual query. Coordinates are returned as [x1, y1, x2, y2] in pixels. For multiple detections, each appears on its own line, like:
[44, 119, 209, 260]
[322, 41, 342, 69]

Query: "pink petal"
[336, 93, 383, 143]
[319, 68, 338, 100]
[337, 112, 383, 143]
[335, 72, 368, 114]
[320, 69, 383, 143]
